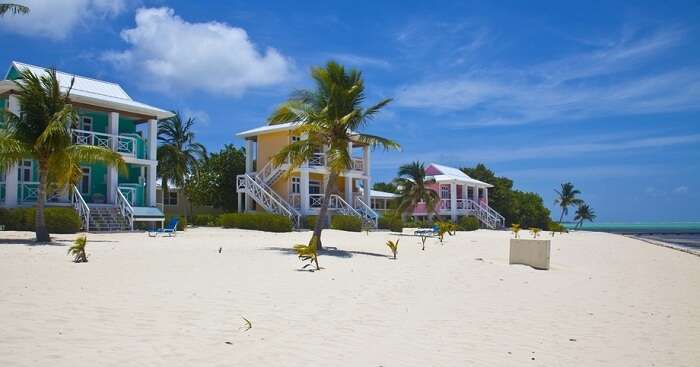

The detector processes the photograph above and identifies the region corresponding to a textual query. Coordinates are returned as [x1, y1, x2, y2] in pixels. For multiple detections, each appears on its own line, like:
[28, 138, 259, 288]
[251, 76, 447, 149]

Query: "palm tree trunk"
[559, 209, 565, 223]
[35, 161, 50, 242]
[309, 172, 338, 250]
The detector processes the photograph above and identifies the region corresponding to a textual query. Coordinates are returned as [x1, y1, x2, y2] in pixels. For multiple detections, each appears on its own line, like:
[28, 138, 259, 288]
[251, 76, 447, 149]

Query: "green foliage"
[574, 204, 596, 229]
[186, 144, 246, 212]
[396, 161, 440, 215]
[330, 215, 362, 232]
[373, 181, 399, 194]
[67, 235, 87, 263]
[386, 239, 399, 259]
[294, 237, 320, 270]
[303, 215, 324, 230]
[511, 224, 521, 238]
[0, 4, 30, 16]
[220, 212, 293, 232]
[191, 214, 219, 226]
[378, 215, 403, 233]
[457, 216, 480, 231]
[529, 227, 541, 238]
[460, 164, 551, 228]
[157, 112, 207, 195]
[436, 221, 455, 244]
[0, 207, 80, 233]
[554, 182, 584, 223]
[548, 221, 566, 236]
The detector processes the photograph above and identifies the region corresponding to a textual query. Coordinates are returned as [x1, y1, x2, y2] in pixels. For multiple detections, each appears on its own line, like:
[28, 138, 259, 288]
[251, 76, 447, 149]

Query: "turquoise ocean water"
[564, 222, 700, 253]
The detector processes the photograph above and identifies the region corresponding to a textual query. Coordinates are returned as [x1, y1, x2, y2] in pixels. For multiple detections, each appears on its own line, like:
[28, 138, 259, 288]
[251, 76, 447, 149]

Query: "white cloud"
[327, 53, 391, 69]
[0, 0, 125, 40]
[182, 108, 210, 126]
[395, 27, 700, 126]
[673, 186, 689, 194]
[103, 7, 294, 96]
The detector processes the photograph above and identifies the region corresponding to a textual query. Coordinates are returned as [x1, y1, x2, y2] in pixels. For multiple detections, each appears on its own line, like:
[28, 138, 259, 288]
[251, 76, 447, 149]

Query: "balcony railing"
[71, 129, 146, 159]
[18, 182, 64, 203]
[304, 153, 366, 172]
[439, 198, 472, 211]
[351, 158, 365, 171]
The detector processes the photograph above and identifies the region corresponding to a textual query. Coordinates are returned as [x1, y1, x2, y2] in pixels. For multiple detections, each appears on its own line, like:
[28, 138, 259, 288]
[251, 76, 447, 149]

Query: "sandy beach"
[0, 228, 698, 366]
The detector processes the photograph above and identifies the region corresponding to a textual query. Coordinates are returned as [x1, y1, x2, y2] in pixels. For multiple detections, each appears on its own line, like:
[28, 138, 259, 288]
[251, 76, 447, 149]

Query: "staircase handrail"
[71, 185, 90, 231]
[354, 196, 378, 228]
[115, 187, 135, 230]
[238, 174, 301, 227]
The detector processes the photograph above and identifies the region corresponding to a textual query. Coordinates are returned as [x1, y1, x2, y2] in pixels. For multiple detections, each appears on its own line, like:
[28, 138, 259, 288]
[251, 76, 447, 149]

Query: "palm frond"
[0, 4, 29, 16]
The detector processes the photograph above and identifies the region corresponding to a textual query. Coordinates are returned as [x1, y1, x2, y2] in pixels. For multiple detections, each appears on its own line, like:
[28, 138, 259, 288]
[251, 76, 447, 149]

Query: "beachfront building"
[235, 122, 379, 228]
[0, 62, 172, 231]
[407, 163, 505, 229]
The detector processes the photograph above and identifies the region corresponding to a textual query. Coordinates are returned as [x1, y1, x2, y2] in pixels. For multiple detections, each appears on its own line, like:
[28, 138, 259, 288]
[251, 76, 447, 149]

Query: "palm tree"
[574, 204, 596, 229]
[0, 68, 125, 242]
[554, 182, 584, 223]
[157, 112, 207, 214]
[0, 3, 29, 16]
[396, 161, 440, 221]
[269, 61, 399, 250]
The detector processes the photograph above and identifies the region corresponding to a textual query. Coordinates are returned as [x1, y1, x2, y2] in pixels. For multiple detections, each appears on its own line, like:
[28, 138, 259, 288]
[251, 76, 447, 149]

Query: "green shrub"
[330, 215, 362, 232]
[378, 215, 403, 232]
[547, 221, 567, 235]
[303, 215, 319, 230]
[192, 214, 219, 226]
[457, 216, 480, 231]
[219, 212, 292, 232]
[0, 207, 81, 233]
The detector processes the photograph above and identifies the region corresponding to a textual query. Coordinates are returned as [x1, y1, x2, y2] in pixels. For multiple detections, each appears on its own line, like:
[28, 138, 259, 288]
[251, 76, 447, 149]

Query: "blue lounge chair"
[414, 224, 439, 237]
[148, 218, 179, 237]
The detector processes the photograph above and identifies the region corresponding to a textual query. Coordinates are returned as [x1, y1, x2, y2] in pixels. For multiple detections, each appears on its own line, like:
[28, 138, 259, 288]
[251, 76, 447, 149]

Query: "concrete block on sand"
[509, 238, 551, 270]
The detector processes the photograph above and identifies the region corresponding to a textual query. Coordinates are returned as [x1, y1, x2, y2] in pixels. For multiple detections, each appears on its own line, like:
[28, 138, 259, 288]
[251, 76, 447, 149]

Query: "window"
[80, 167, 91, 194]
[164, 191, 178, 206]
[291, 135, 301, 143]
[440, 185, 450, 199]
[291, 177, 300, 194]
[80, 116, 93, 131]
[309, 180, 321, 195]
[18, 160, 32, 182]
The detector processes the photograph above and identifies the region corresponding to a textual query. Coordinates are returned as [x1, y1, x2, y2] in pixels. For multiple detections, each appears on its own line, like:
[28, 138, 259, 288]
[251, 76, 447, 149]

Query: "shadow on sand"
[263, 246, 388, 259]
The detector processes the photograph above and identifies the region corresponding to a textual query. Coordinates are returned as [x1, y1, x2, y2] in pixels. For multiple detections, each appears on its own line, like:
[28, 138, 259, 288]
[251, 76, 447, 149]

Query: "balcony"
[71, 129, 148, 159]
[17, 182, 67, 204]
[305, 153, 366, 173]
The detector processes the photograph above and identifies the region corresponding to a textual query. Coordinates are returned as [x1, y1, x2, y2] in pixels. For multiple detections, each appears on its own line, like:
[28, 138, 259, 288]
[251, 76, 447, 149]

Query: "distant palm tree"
[157, 112, 207, 198]
[554, 182, 584, 223]
[0, 68, 125, 242]
[396, 161, 440, 220]
[269, 61, 399, 250]
[0, 3, 29, 16]
[574, 204, 596, 229]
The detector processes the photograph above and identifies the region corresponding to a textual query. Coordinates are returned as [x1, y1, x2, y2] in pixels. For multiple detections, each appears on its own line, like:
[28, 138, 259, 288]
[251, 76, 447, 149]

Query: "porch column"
[107, 112, 119, 204]
[4, 95, 20, 207]
[363, 178, 370, 205]
[363, 145, 370, 175]
[484, 186, 489, 206]
[245, 139, 254, 173]
[147, 162, 157, 206]
[345, 177, 353, 205]
[147, 119, 157, 161]
[450, 182, 457, 222]
[300, 168, 310, 214]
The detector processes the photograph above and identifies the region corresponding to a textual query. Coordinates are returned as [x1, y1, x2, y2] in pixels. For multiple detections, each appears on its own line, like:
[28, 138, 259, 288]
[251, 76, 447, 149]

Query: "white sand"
[0, 228, 698, 366]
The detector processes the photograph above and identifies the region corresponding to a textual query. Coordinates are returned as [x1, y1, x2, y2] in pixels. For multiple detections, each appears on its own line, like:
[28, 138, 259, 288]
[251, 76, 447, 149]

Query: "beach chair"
[414, 224, 439, 237]
[148, 218, 179, 237]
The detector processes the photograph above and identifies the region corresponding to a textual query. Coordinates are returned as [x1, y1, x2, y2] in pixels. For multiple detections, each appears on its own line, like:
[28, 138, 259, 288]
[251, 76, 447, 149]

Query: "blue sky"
[1, 0, 699, 222]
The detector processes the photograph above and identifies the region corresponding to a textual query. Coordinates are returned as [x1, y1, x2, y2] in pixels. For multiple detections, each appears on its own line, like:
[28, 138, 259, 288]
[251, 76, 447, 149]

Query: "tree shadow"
[262, 246, 388, 259]
[0, 238, 66, 246]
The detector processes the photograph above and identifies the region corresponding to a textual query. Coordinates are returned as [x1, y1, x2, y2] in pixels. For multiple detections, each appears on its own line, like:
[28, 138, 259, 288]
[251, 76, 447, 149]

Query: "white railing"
[288, 193, 301, 209]
[354, 196, 379, 228]
[308, 153, 326, 167]
[71, 129, 139, 157]
[115, 187, 134, 230]
[465, 199, 504, 229]
[237, 174, 301, 227]
[118, 186, 137, 206]
[351, 158, 365, 172]
[256, 160, 286, 186]
[72, 185, 90, 231]
[19, 182, 38, 202]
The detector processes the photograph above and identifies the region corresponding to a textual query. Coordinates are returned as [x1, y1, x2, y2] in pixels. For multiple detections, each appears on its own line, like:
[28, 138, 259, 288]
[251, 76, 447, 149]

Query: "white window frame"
[291, 177, 300, 194]
[164, 191, 178, 206]
[309, 180, 321, 195]
[80, 167, 91, 195]
[18, 160, 32, 182]
[80, 116, 93, 131]
[440, 185, 450, 199]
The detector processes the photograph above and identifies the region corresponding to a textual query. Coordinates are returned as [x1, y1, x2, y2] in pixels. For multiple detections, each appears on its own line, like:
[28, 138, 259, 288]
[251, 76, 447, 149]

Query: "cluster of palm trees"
[0, 3, 29, 16]
[395, 161, 439, 219]
[554, 182, 596, 229]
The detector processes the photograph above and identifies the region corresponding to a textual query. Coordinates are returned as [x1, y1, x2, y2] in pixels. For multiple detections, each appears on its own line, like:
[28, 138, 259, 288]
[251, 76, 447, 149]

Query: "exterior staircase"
[466, 199, 505, 229]
[87, 206, 129, 232]
[237, 161, 379, 229]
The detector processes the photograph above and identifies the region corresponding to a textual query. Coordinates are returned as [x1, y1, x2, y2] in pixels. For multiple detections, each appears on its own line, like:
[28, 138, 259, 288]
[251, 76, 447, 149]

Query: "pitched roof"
[370, 189, 400, 199]
[237, 122, 297, 138]
[428, 163, 493, 187]
[2, 61, 173, 120]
